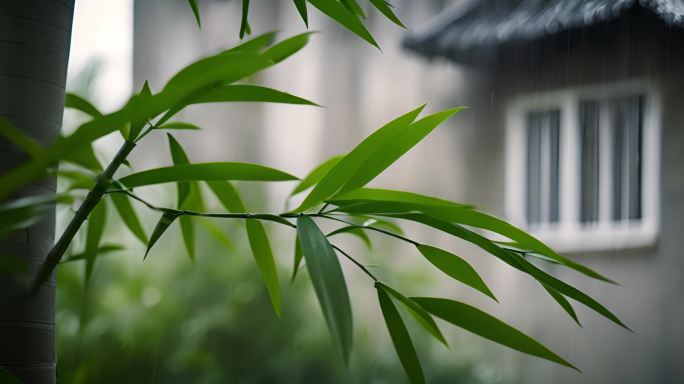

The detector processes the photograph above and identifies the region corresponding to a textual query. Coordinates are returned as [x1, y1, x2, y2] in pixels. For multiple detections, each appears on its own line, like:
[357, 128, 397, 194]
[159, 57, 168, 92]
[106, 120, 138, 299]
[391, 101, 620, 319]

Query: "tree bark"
[0, 2, 75, 383]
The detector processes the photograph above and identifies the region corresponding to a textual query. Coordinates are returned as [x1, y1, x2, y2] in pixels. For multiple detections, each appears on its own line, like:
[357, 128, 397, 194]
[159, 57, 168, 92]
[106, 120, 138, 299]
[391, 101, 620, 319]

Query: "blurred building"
[405, 1, 684, 383]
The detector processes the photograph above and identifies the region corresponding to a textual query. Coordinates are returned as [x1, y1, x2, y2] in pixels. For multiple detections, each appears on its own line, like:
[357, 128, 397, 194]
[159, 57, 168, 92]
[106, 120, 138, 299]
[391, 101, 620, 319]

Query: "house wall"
[446, 8, 684, 384]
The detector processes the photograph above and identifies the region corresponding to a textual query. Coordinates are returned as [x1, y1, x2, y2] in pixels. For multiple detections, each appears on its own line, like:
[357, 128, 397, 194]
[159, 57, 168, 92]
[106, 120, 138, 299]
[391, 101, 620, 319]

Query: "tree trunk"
[0, 2, 75, 383]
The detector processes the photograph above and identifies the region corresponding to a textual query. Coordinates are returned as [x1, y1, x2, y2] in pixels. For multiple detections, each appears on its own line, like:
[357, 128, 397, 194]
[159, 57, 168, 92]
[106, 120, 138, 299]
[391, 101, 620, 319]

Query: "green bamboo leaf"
[290, 155, 343, 196]
[377, 286, 425, 384]
[378, 283, 447, 347]
[118, 162, 298, 188]
[543, 283, 581, 326]
[294, 105, 425, 212]
[249, 214, 294, 227]
[293, 0, 308, 26]
[412, 297, 577, 370]
[327, 226, 371, 249]
[386, 213, 627, 329]
[416, 244, 497, 301]
[0, 366, 22, 384]
[167, 134, 191, 206]
[161, 52, 272, 103]
[369, 0, 405, 28]
[168, 132, 198, 261]
[263, 32, 315, 64]
[156, 122, 201, 130]
[61, 244, 125, 264]
[129, 81, 153, 140]
[246, 218, 281, 317]
[341, 0, 365, 17]
[179, 216, 195, 261]
[297, 216, 353, 363]
[239, 0, 250, 38]
[0, 117, 43, 158]
[206, 181, 246, 212]
[291, 236, 304, 283]
[0, 195, 54, 238]
[358, 216, 404, 235]
[330, 188, 473, 209]
[510, 252, 629, 330]
[187, 0, 201, 28]
[61, 143, 102, 171]
[336, 107, 464, 195]
[84, 201, 107, 285]
[307, 0, 378, 48]
[58, 170, 96, 191]
[438, 208, 615, 284]
[199, 219, 235, 251]
[65, 93, 102, 117]
[334, 200, 613, 284]
[224, 31, 277, 54]
[145, 211, 180, 260]
[190, 84, 318, 106]
[110, 193, 148, 244]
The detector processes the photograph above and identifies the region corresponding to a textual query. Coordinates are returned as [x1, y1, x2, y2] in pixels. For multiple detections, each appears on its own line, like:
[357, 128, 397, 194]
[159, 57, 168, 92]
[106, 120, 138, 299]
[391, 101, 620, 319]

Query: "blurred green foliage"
[54, 215, 503, 383]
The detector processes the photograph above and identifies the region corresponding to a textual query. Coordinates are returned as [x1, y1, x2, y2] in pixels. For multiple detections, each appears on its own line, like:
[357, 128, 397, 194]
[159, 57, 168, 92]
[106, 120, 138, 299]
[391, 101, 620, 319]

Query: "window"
[506, 82, 659, 252]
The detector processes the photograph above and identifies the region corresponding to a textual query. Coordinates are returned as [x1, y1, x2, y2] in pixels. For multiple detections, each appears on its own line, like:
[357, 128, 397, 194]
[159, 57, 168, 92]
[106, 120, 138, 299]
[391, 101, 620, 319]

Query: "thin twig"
[312, 213, 420, 246]
[330, 243, 377, 282]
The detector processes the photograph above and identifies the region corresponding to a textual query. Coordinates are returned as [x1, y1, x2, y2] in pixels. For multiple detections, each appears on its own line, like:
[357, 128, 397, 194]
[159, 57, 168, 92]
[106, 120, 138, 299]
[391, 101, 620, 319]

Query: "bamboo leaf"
[385, 213, 627, 329]
[61, 142, 102, 171]
[224, 31, 277, 54]
[263, 32, 315, 64]
[118, 162, 298, 188]
[145, 211, 180, 260]
[369, 0, 405, 28]
[378, 283, 447, 347]
[65, 92, 103, 117]
[336, 107, 464, 195]
[191, 85, 318, 106]
[0, 195, 54, 238]
[377, 286, 425, 384]
[416, 244, 497, 301]
[246, 218, 281, 317]
[294, 105, 425, 212]
[290, 155, 343, 196]
[341, 0, 365, 17]
[412, 297, 577, 370]
[334, 200, 613, 284]
[291, 236, 304, 283]
[297, 216, 353, 363]
[167, 134, 191, 206]
[110, 193, 148, 244]
[179, 216, 195, 261]
[129, 81, 153, 140]
[240, 0, 250, 38]
[187, 0, 201, 28]
[61, 244, 125, 264]
[327, 226, 371, 249]
[543, 283, 581, 326]
[0, 117, 43, 158]
[306, 0, 378, 48]
[293, 0, 308, 26]
[84, 201, 107, 285]
[206, 181, 246, 212]
[0, 366, 22, 384]
[330, 188, 473, 209]
[157, 122, 200, 130]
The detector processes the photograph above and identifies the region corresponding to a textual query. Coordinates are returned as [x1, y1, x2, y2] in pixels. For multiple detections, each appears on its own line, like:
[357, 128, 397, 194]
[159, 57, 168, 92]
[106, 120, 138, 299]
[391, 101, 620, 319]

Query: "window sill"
[526, 221, 659, 253]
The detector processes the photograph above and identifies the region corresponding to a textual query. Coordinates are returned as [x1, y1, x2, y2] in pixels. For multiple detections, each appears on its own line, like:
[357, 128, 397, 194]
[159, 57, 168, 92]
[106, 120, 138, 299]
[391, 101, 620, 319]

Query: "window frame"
[505, 80, 661, 252]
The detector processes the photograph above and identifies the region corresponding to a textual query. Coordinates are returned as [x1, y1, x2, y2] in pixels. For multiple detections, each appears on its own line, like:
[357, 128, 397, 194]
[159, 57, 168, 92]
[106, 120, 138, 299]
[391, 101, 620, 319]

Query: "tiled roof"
[404, 0, 684, 60]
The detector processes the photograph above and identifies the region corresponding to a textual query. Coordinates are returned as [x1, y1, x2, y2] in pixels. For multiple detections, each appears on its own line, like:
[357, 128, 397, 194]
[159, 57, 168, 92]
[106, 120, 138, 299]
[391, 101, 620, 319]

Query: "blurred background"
[56, 0, 684, 383]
